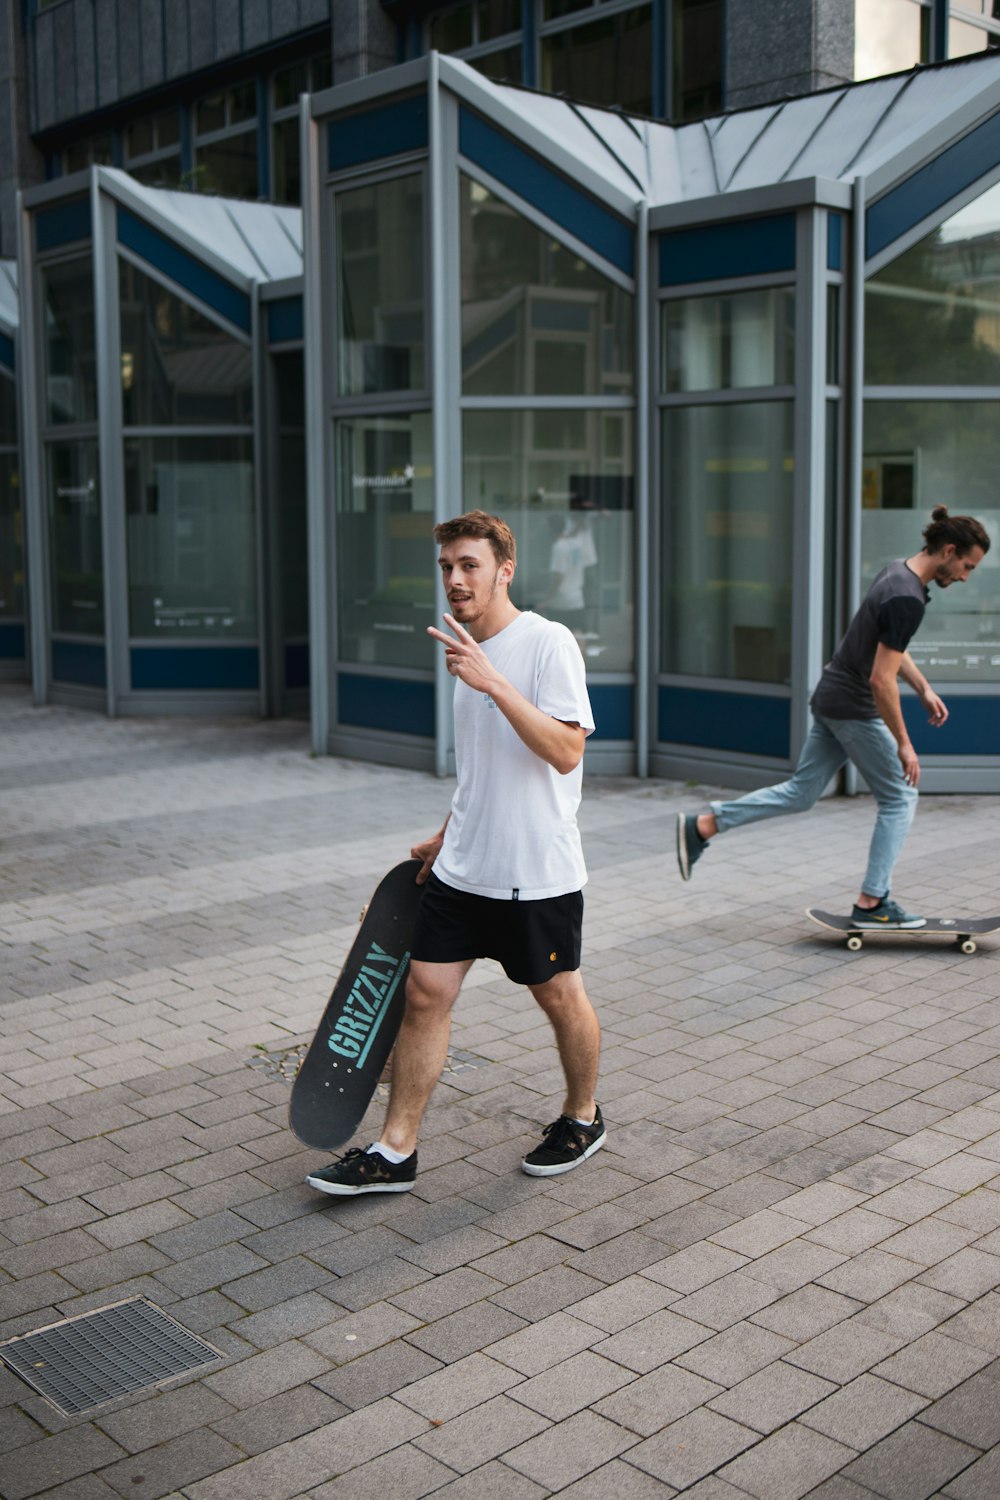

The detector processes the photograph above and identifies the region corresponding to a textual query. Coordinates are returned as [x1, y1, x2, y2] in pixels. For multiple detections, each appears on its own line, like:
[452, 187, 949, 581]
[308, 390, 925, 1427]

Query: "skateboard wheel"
[961, 939, 977, 955]
[846, 935, 863, 951]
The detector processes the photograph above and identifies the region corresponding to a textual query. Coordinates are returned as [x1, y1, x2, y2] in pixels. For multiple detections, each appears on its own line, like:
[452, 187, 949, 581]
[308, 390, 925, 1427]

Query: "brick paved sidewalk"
[2, 681, 1000, 1499]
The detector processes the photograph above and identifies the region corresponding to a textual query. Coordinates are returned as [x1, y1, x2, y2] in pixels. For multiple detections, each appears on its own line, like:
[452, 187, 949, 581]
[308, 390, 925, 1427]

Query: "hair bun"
[932, 504, 950, 521]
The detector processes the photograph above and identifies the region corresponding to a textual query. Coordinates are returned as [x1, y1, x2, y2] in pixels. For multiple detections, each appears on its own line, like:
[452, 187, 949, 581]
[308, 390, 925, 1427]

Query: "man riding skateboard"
[677, 505, 990, 928]
[307, 510, 603, 1196]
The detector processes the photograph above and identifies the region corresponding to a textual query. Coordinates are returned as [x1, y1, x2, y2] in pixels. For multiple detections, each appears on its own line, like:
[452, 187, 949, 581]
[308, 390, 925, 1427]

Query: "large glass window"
[194, 83, 260, 199]
[273, 351, 308, 640]
[541, 3, 654, 115]
[119, 261, 253, 426]
[336, 414, 435, 669]
[867, 179, 1000, 384]
[123, 436, 256, 639]
[0, 373, 21, 622]
[337, 174, 425, 396]
[41, 257, 97, 426]
[663, 288, 795, 393]
[427, 1, 522, 80]
[949, 3, 1000, 57]
[461, 176, 633, 396]
[861, 401, 1000, 681]
[48, 441, 103, 634]
[855, 0, 931, 79]
[462, 409, 634, 671]
[125, 109, 182, 190]
[662, 402, 794, 683]
[673, 0, 723, 121]
[271, 54, 332, 205]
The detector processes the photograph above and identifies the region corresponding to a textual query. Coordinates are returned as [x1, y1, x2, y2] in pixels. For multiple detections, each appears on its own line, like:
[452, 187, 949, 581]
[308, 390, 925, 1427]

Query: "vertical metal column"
[251, 281, 270, 716]
[635, 198, 650, 777]
[301, 95, 330, 754]
[16, 191, 48, 705]
[429, 53, 456, 780]
[789, 205, 827, 755]
[92, 170, 123, 717]
[844, 175, 867, 795]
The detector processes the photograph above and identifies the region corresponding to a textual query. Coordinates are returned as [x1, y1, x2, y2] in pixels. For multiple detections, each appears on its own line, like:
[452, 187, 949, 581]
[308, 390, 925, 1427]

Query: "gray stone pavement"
[2, 681, 1000, 1499]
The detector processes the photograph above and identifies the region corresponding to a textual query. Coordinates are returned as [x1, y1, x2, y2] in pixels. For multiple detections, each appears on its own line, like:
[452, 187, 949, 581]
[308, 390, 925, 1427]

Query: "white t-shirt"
[549, 525, 598, 610]
[434, 611, 595, 901]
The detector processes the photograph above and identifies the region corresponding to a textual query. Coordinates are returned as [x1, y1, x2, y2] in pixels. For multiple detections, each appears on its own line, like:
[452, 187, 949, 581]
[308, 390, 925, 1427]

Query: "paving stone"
[95, 1385, 236, 1454]
[305, 1443, 458, 1500]
[707, 1360, 835, 1434]
[411, 1392, 550, 1474]
[750, 1284, 862, 1341]
[396, 1352, 525, 1422]
[840, 1420, 979, 1499]
[917, 1360, 1000, 1448]
[556, 1456, 680, 1498]
[799, 1371, 927, 1448]
[404, 1300, 527, 1362]
[677, 1321, 796, 1386]
[209, 1385, 348, 1456]
[485, 1311, 600, 1376]
[405, 1458, 547, 1498]
[784, 1319, 909, 1383]
[504, 1408, 639, 1490]
[941, 1444, 1000, 1499]
[594, 1363, 722, 1436]
[96, 1428, 244, 1500]
[626, 1406, 759, 1489]
[1, 1426, 127, 1500]
[873, 1332, 994, 1398]
[717, 1422, 854, 1499]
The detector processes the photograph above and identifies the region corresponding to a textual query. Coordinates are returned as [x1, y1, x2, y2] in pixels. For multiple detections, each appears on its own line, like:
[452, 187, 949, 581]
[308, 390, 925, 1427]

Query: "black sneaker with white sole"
[676, 812, 707, 881]
[305, 1146, 417, 1196]
[522, 1106, 606, 1176]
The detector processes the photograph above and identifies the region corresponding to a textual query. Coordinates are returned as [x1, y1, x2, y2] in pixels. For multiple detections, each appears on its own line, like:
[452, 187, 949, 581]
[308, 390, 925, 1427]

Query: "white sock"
[368, 1141, 410, 1164]
[573, 1115, 596, 1128]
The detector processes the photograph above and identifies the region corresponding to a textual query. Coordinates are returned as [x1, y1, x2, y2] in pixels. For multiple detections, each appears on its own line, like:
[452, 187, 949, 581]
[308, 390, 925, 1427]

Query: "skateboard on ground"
[806, 908, 1000, 954]
[289, 859, 425, 1151]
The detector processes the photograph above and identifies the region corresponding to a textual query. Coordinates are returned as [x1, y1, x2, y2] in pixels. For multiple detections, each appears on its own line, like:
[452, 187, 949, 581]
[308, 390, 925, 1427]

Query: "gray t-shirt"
[811, 558, 928, 720]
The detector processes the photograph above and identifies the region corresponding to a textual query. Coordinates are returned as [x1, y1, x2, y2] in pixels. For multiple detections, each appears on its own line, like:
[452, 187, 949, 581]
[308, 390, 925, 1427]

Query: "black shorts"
[411, 872, 583, 986]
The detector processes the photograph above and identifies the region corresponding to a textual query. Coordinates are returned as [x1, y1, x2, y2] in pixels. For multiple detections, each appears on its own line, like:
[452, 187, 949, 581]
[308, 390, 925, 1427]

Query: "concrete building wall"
[0, 4, 43, 261]
[726, 0, 855, 110]
[333, 0, 398, 84]
[27, 0, 333, 134]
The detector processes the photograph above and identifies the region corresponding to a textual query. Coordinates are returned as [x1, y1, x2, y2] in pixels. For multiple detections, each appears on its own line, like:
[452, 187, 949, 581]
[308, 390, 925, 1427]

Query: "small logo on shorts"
[549, 951, 557, 962]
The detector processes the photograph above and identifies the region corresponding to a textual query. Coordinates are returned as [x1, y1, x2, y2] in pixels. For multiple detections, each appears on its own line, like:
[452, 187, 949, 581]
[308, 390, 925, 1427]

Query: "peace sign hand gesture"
[427, 614, 502, 695]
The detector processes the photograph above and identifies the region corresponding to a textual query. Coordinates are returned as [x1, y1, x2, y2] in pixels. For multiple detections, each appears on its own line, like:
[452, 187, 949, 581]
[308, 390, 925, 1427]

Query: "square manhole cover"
[0, 1298, 223, 1415]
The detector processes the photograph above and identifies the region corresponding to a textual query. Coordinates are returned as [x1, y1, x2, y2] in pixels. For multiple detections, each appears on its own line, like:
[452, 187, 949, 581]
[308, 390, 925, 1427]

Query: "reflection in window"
[194, 133, 259, 199]
[41, 257, 97, 426]
[663, 289, 795, 393]
[461, 177, 633, 397]
[862, 401, 1000, 681]
[337, 175, 425, 395]
[541, 4, 653, 114]
[48, 442, 103, 635]
[948, 16, 1000, 56]
[124, 436, 256, 639]
[273, 351, 308, 641]
[462, 410, 634, 671]
[673, 0, 723, 121]
[0, 370, 21, 619]
[336, 414, 435, 670]
[663, 402, 794, 684]
[855, 0, 930, 79]
[866, 179, 1000, 384]
[272, 116, 301, 205]
[119, 261, 253, 426]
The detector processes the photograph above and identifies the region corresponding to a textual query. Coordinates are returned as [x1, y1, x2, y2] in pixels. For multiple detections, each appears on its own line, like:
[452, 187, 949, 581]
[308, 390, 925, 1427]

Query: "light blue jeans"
[711, 712, 918, 900]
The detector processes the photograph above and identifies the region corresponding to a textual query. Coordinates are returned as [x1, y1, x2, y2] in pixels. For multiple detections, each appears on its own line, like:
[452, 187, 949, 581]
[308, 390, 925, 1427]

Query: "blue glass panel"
[459, 107, 634, 277]
[827, 213, 843, 272]
[35, 197, 91, 252]
[130, 645, 259, 691]
[659, 684, 790, 759]
[0, 621, 25, 659]
[903, 695, 1000, 757]
[116, 207, 251, 334]
[285, 641, 310, 689]
[52, 639, 106, 687]
[338, 672, 434, 737]
[0, 332, 14, 373]
[588, 682, 633, 740]
[267, 296, 304, 344]
[328, 94, 428, 173]
[660, 214, 796, 286]
[867, 111, 1000, 261]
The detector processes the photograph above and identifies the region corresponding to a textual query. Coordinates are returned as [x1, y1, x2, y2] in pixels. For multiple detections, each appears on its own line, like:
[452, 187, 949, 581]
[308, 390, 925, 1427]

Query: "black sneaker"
[305, 1146, 417, 1196]
[850, 898, 926, 930]
[522, 1106, 606, 1176]
[677, 812, 707, 881]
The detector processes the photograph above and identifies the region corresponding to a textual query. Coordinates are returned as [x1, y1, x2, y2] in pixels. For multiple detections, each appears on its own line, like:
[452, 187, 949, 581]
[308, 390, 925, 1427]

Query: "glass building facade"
[0, 264, 23, 679]
[19, 172, 306, 712]
[17, 50, 1000, 792]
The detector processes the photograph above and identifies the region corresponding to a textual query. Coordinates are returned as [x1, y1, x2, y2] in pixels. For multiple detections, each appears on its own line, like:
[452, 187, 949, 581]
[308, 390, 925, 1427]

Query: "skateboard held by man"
[289, 859, 424, 1151]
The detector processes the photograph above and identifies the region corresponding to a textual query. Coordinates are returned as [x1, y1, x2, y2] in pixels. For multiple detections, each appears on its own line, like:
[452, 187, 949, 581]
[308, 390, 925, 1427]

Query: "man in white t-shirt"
[307, 510, 604, 1197]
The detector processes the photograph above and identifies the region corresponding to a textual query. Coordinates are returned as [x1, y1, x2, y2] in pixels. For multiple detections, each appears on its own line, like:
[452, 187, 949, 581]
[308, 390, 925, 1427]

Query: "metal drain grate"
[0, 1298, 223, 1415]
